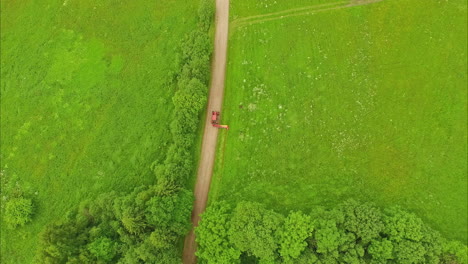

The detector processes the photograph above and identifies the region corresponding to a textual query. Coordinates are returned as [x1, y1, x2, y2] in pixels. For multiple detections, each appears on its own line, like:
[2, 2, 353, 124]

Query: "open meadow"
[210, 0, 467, 243]
[0, 0, 199, 262]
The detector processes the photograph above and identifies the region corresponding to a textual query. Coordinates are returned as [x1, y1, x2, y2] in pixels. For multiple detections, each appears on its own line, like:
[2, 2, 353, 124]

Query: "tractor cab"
[211, 111, 229, 130]
[211, 111, 220, 125]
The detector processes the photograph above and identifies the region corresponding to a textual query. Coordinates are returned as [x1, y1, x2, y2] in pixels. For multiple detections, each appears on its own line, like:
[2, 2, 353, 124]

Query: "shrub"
[4, 197, 33, 229]
[198, 0, 215, 30]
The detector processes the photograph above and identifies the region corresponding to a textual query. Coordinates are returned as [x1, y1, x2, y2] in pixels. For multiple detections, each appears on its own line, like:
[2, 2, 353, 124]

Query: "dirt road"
[182, 0, 230, 263]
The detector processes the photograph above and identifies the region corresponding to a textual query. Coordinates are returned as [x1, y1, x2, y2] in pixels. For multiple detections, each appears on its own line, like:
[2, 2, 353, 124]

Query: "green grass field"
[0, 0, 199, 262]
[210, 0, 467, 242]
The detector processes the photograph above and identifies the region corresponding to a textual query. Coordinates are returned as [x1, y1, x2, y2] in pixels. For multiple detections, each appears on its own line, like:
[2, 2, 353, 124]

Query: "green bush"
[4, 197, 33, 229]
[198, 0, 215, 30]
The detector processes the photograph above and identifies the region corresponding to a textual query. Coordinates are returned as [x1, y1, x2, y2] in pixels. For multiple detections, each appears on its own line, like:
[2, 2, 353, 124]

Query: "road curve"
[182, 0, 230, 263]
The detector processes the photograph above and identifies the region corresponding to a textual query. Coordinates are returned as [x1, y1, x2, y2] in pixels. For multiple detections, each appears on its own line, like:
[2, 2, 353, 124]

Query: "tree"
[393, 239, 426, 264]
[87, 237, 118, 262]
[35, 217, 88, 264]
[229, 201, 283, 263]
[277, 211, 313, 261]
[196, 202, 241, 264]
[144, 189, 193, 235]
[383, 206, 424, 242]
[368, 238, 394, 262]
[156, 145, 193, 183]
[173, 78, 207, 113]
[441, 240, 468, 264]
[113, 191, 147, 236]
[35, 185, 195, 264]
[148, 229, 176, 250]
[420, 225, 443, 264]
[4, 197, 33, 229]
[340, 200, 384, 243]
[313, 209, 345, 258]
[294, 250, 318, 264]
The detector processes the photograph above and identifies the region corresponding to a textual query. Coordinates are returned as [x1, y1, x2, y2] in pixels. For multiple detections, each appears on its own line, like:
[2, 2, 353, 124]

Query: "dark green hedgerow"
[34, 1, 214, 263]
[196, 200, 468, 264]
[155, 4, 214, 185]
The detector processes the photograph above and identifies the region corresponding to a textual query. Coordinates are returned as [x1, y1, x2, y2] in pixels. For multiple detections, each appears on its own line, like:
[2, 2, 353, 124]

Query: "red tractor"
[211, 111, 229, 130]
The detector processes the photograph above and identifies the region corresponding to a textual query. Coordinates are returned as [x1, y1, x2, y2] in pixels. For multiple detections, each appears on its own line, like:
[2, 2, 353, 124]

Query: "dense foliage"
[35, 186, 192, 263]
[155, 0, 214, 186]
[3, 197, 33, 229]
[196, 200, 468, 264]
[33, 1, 214, 263]
[1, 172, 34, 229]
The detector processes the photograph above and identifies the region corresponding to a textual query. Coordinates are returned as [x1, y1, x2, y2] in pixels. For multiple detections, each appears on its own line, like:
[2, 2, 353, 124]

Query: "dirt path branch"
[182, 0, 230, 263]
[232, 0, 384, 28]
[233, 1, 347, 24]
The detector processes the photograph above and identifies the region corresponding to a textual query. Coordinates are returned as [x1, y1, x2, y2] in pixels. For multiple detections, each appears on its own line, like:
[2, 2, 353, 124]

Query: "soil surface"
[182, 0, 230, 263]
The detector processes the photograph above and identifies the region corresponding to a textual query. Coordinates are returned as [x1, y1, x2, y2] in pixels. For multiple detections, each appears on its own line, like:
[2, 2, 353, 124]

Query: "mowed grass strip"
[1, 0, 198, 262]
[211, 0, 467, 242]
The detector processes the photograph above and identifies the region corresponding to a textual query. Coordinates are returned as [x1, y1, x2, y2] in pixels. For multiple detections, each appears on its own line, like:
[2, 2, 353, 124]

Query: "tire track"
[232, 1, 347, 25]
[233, 0, 385, 29]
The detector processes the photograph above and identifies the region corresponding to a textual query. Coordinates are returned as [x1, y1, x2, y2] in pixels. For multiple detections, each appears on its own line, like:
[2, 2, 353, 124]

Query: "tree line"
[196, 200, 467, 264]
[33, 0, 215, 263]
[154, 0, 214, 187]
[35, 186, 193, 263]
